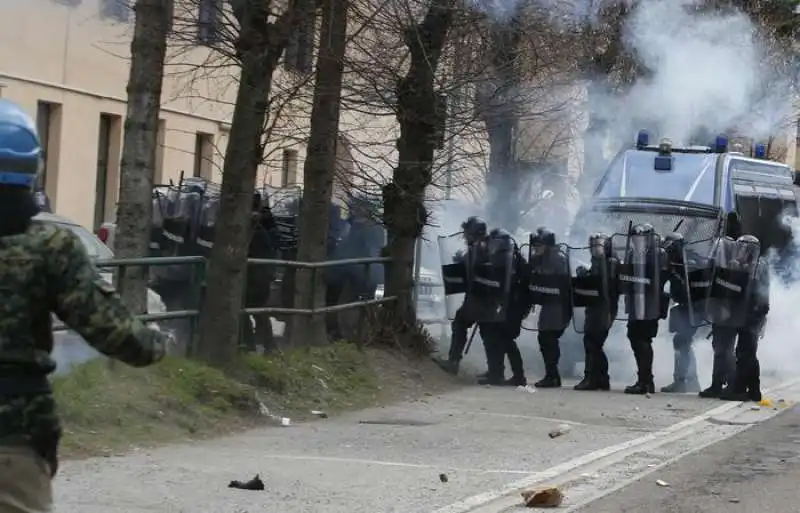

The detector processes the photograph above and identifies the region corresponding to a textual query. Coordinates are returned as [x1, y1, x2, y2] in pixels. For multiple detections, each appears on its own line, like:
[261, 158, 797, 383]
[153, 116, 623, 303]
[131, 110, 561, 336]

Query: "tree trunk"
[483, 19, 522, 231]
[196, 1, 279, 366]
[291, 0, 349, 346]
[114, 0, 171, 313]
[383, 0, 455, 331]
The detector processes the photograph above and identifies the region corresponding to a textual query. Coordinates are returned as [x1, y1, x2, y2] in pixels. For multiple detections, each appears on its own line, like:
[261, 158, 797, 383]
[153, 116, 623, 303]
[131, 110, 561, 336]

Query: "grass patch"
[53, 341, 378, 459]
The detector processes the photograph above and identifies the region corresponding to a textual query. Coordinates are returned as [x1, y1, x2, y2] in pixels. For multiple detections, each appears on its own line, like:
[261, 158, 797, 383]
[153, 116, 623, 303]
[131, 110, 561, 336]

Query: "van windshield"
[595, 151, 718, 205]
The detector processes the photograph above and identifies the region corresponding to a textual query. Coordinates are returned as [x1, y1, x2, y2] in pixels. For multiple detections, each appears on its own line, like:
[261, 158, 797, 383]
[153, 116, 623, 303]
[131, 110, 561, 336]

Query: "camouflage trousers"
[0, 445, 52, 512]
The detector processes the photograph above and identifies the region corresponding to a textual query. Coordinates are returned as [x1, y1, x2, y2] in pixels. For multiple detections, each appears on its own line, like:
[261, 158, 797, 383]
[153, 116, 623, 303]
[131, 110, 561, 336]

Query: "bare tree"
[292, 0, 350, 345]
[115, 0, 173, 313]
[382, 0, 458, 329]
[196, 0, 317, 366]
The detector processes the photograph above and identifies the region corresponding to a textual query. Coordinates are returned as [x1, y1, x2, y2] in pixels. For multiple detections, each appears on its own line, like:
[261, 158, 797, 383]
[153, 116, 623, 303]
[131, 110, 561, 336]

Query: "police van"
[572, 131, 798, 255]
[557, 131, 799, 375]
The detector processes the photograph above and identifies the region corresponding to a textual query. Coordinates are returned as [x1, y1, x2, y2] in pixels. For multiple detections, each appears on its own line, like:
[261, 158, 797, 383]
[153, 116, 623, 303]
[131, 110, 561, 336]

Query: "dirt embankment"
[53, 343, 462, 459]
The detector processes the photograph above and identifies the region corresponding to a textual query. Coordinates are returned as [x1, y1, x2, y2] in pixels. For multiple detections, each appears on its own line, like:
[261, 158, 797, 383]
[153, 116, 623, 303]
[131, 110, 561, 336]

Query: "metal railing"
[52, 255, 398, 352]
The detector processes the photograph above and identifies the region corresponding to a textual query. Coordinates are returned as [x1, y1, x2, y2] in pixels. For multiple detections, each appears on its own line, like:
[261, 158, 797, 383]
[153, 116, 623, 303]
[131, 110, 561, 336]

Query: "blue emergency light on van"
[714, 135, 728, 153]
[636, 130, 649, 149]
[754, 143, 766, 158]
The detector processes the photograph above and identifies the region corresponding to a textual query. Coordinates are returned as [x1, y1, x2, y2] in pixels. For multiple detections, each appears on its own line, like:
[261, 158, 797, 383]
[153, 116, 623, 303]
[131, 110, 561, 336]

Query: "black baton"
[463, 325, 479, 356]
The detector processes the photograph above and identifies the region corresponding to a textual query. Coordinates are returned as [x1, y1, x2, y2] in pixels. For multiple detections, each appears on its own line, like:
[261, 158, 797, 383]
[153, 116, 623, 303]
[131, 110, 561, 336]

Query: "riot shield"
[471, 246, 512, 323]
[678, 239, 714, 328]
[160, 188, 189, 259]
[437, 233, 468, 321]
[611, 233, 663, 321]
[150, 191, 169, 257]
[568, 245, 614, 334]
[523, 244, 572, 332]
[195, 195, 219, 258]
[705, 237, 760, 328]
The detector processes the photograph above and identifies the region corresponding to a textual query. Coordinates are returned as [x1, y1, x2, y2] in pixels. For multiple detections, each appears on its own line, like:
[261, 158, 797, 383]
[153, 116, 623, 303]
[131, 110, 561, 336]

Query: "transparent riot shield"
[569, 245, 614, 334]
[705, 237, 760, 328]
[150, 191, 168, 257]
[611, 233, 663, 321]
[522, 243, 572, 332]
[471, 247, 512, 323]
[678, 239, 715, 328]
[195, 195, 219, 258]
[160, 188, 188, 259]
[437, 233, 469, 321]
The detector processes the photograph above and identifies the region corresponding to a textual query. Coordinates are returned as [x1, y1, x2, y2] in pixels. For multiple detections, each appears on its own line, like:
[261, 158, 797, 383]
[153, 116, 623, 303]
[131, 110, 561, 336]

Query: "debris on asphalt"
[758, 399, 774, 408]
[255, 392, 292, 426]
[439, 473, 448, 483]
[517, 385, 536, 393]
[645, 393, 651, 398]
[521, 486, 563, 507]
[311, 410, 328, 419]
[548, 424, 571, 439]
[655, 479, 669, 487]
[228, 474, 265, 491]
[729, 498, 741, 503]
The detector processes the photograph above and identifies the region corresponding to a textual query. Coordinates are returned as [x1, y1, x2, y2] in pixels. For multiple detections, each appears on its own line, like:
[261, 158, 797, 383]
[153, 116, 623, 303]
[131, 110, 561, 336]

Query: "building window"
[281, 149, 298, 186]
[284, 3, 316, 73]
[100, 0, 130, 22]
[155, 119, 166, 184]
[198, 0, 221, 44]
[35, 101, 62, 194]
[95, 114, 114, 230]
[193, 132, 214, 179]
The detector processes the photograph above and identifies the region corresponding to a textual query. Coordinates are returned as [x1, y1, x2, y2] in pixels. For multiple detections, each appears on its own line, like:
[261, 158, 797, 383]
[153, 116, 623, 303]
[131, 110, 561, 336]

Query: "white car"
[35, 212, 167, 375]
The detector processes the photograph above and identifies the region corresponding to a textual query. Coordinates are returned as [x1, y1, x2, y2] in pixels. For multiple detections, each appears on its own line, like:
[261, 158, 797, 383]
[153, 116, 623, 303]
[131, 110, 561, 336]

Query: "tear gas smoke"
[429, 0, 800, 383]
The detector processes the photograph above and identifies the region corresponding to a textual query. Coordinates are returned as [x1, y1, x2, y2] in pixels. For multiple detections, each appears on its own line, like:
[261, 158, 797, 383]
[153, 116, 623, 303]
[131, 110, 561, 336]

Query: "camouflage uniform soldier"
[0, 99, 166, 512]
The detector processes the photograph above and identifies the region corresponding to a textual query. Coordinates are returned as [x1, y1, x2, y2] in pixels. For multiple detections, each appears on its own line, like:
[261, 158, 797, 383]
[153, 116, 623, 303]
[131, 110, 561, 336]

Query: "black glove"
[576, 266, 588, 277]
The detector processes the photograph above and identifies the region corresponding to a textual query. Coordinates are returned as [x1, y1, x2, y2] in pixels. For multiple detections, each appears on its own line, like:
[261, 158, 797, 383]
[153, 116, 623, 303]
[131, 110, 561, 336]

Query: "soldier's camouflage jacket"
[0, 223, 166, 474]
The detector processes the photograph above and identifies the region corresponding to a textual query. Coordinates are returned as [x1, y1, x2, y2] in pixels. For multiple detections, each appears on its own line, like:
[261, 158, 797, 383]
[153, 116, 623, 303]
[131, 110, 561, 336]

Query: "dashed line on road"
[430, 377, 800, 513]
[254, 454, 535, 475]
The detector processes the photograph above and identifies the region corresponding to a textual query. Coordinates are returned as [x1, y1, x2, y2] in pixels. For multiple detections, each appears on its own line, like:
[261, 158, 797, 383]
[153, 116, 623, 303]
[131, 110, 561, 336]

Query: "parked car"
[35, 212, 168, 375]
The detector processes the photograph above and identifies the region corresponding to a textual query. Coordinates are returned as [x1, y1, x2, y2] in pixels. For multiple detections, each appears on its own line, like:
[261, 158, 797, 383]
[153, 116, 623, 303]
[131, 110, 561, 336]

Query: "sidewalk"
[54, 381, 733, 512]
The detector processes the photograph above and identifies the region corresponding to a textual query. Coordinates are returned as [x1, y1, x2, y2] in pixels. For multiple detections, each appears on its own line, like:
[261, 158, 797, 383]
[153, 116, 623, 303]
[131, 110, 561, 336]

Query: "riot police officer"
[437, 216, 491, 375]
[528, 227, 572, 388]
[706, 235, 768, 402]
[0, 99, 167, 511]
[477, 228, 528, 386]
[661, 232, 701, 393]
[699, 235, 740, 398]
[623, 223, 667, 395]
[574, 233, 617, 391]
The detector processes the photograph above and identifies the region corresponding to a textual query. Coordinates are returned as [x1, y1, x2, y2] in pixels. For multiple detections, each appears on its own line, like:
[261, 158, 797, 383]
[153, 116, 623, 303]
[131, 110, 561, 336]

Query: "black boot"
[575, 375, 609, 391]
[477, 374, 506, 386]
[505, 375, 527, 387]
[624, 380, 655, 395]
[720, 385, 748, 401]
[535, 374, 561, 388]
[699, 382, 723, 398]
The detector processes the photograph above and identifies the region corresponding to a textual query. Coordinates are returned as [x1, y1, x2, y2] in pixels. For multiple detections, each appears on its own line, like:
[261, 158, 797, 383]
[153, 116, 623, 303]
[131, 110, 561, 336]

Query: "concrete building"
[0, 0, 397, 230]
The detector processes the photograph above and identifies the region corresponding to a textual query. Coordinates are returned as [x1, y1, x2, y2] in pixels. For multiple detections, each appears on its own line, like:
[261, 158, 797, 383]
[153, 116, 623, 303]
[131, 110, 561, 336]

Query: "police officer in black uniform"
[714, 235, 768, 402]
[661, 232, 701, 393]
[477, 228, 528, 386]
[437, 216, 491, 375]
[528, 227, 572, 388]
[574, 233, 617, 391]
[623, 223, 668, 395]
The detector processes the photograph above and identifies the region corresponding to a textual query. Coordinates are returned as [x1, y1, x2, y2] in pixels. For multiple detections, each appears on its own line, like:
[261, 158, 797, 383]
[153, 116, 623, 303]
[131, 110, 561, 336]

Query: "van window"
[595, 150, 717, 205]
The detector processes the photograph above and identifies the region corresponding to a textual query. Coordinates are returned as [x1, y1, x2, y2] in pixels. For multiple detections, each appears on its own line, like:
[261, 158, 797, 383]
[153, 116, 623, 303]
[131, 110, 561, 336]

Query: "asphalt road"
[54, 379, 737, 513]
[570, 403, 800, 513]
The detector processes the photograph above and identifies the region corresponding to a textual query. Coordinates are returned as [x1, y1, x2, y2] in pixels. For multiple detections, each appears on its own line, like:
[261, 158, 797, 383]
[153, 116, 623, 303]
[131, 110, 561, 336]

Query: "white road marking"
[255, 454, 534, 475]
[431, 377, 800, 513]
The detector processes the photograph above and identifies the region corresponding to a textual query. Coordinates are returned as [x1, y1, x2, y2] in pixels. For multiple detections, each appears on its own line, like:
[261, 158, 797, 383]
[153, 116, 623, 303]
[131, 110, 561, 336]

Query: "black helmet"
[462, 216, 488, 239]
[589, 232, 610, 257]
[734, 234, 760, 264]
[489, 228, 513, 253]
[663, 231, 683, 249]
[630, 223, 655, 236]
[531, 226, 556, 247]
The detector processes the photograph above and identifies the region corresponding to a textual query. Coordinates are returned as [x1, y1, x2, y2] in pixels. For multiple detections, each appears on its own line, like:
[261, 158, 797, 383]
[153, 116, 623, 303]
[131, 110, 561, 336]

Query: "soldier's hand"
[576, 266, 588, 277]
[453, 250, 465, 263]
